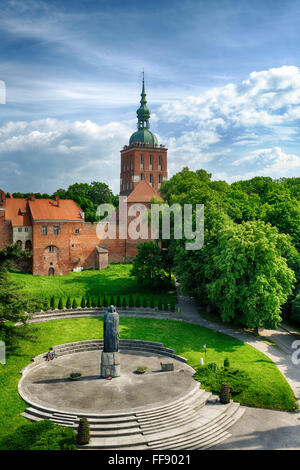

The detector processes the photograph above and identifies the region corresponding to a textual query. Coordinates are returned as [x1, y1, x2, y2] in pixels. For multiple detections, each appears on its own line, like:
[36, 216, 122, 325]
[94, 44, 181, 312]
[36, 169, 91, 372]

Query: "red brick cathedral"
[0, 79, 168, 275]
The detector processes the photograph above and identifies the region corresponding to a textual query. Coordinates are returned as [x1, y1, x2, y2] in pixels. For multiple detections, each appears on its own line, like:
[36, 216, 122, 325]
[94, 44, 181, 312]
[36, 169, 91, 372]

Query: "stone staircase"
[31, 339, 188, 364]
[20, 339, 245, 449]
[21, 382, 244, 450]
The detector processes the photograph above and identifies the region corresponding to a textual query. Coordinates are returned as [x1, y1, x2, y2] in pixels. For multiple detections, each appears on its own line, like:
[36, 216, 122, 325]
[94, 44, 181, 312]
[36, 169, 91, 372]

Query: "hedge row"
[38, 294, 177, 312]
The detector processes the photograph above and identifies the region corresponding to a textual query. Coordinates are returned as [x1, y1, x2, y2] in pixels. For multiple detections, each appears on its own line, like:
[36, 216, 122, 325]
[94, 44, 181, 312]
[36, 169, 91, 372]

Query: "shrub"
[135, 296, 141, 308]
[50, 296, 56, 310]
[103, 295, 108, 307]
[220, 382, 231, 404]
[142, 297, 148, 308]
[80, 297, 86, 308]
[66, 297, 71, 309]
[122, 296, 127, 308]
[128, 294, 134, 308]
[157, 298, 163, 310]
[72, 298, 78, 309]
[224, 357, 230, 368]
[150, 297, 155, 309]
[97, 296, 102, 308]
[86, 296, 91, 308]
[91, 296, 96, 308]
[76, 417, 90, 446]
[163, 299, 169, 311]
[195, 365, 250, 397]
[207, 362, 219, 372]
[0, 420, 77, 450]
[116, 295, 121, 308]
[43, 298, 50, 311]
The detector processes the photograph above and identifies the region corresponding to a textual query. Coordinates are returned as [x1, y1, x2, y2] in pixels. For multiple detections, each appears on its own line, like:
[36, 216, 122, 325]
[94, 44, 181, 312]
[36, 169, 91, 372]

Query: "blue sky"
[0, 0, 300, 194]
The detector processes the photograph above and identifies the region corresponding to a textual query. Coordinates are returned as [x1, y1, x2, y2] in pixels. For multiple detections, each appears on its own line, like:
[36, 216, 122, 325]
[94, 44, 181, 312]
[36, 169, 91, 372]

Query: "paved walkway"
[176, 290, 300, 450]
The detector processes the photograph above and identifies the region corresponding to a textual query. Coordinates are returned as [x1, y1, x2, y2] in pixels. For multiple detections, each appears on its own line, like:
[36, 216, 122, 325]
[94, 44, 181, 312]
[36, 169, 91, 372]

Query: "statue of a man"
[103, 305, 119, 353]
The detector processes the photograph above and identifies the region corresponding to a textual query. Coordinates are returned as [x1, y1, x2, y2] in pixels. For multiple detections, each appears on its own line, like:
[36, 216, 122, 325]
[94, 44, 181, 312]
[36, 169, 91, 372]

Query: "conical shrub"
[97, 296, 102, 308]
[142, 297, 148, 308]
[220, 382, 231, 404]
[72, 298, 78, 309]
[76, 417, 90, 446]
[81, 297, 86, 308]
[66, 297, 71, 309]
[122, 296, 127, 308]
[128, 294, 134, 308]
[50, 296, 56, 310]
[86, 296, 91, 308]
[58, 298, 64, 310]
[116, 295, 121, 308]
[43, 298, 50, 311]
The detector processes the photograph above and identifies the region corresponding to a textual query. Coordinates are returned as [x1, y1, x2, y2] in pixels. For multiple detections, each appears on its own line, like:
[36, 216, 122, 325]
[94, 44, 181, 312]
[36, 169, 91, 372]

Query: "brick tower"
[120, 75, 168, 196]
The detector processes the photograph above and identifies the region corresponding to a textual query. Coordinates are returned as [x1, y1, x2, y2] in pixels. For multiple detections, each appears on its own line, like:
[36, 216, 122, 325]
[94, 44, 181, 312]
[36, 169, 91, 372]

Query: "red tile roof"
[5, 198, 31, 226]
[28, 198, 84, 221]
[126, 181, 163, 203]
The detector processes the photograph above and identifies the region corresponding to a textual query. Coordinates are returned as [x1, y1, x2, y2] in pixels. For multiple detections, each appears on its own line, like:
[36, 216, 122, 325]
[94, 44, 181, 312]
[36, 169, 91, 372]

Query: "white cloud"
[0, 118, 133, 193]
[233, 146, 300, 172]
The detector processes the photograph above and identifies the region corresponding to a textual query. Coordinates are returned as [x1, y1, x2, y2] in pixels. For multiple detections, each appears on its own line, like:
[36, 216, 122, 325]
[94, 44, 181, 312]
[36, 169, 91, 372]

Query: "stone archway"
[48, 267, 55, 276]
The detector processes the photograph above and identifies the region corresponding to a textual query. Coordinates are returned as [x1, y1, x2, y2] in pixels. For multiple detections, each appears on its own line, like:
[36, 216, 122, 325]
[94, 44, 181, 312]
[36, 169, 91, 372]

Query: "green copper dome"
[129, 74, 158, 147]
[129, 128, 158, 146]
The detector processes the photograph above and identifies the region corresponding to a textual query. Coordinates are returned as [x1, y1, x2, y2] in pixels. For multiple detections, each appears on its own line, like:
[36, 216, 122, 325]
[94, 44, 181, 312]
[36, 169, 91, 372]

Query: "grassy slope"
[0, 317, 295, 446]
[8, 264, 175, 304]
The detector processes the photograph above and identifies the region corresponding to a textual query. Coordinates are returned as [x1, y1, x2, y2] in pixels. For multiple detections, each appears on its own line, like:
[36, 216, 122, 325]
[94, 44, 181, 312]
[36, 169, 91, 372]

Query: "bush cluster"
[0, 420, 77, 450]
[195, 361, 250, 397]
[43, 295, 175, 312]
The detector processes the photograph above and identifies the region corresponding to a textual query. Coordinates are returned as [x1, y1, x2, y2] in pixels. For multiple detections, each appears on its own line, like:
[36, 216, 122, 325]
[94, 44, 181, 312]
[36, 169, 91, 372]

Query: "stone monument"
[100, 305, 120, 378]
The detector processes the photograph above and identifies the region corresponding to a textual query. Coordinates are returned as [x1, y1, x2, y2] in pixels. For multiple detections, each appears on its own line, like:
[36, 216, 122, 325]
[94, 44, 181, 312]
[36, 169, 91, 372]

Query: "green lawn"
[8, 263, 175, 306]
[0, 317, 295, 447]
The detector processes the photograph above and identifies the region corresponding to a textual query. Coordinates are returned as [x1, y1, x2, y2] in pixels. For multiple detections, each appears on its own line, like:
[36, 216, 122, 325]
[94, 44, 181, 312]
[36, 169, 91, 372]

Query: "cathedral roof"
[125, 180, 162, 204]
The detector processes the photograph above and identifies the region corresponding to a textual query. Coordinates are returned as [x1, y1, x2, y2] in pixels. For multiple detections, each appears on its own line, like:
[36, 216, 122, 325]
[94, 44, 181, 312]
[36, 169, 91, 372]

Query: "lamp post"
[203, 344, 207, 365]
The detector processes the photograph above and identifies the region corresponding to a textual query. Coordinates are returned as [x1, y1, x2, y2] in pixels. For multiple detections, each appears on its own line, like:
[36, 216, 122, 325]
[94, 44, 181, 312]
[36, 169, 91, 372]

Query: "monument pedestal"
[100, 351, 120, 378]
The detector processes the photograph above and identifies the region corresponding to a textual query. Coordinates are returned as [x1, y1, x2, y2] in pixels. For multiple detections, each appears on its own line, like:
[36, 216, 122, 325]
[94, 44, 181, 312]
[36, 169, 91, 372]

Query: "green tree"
[205, 220, 295, 331]
[0, 245, 37, 348]
[130, 242, 169, 289]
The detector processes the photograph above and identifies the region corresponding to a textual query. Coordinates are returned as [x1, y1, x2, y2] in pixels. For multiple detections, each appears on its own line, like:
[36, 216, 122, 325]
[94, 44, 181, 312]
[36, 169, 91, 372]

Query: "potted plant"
[135, 366, 148, 374]
[69, 372, 82, 381]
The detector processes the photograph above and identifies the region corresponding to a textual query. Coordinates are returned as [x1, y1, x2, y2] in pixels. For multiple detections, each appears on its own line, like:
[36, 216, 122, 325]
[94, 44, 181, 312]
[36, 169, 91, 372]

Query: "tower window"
[149, 155, 153, 169]
[18, 227, 22, 233]
[149, 174, 153, 184]
[49, 246, 55, 253]
[42, 226, 47, 235]
[159, 174, 162, 183]
[54, 226, 59, 235]
[140, 154, 144, 169]
[141, 173, 145, 180]
[158, 156, 162, 170]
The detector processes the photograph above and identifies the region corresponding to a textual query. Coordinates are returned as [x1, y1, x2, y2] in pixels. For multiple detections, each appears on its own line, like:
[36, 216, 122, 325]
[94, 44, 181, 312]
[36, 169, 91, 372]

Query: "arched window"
[16, 240, 22, 248]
